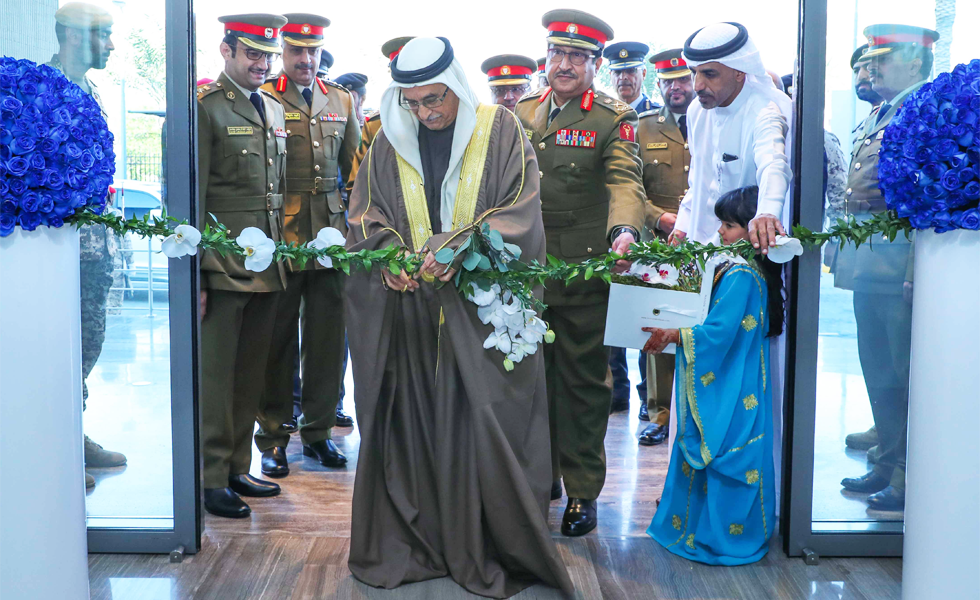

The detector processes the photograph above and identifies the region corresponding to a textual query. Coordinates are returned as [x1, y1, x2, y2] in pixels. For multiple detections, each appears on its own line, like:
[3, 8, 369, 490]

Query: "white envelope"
[602, 262, 716, 354]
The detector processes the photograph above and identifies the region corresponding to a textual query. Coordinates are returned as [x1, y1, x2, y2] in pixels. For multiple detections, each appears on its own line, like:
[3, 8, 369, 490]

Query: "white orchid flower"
[652, 264, 680, 287]
[520, 317, 548, 345]
[161, 224, 201, 258]
[307, 226, 347, 268]
[467, 282, 500, 307]
[483, 328, 512, 354]
[627, 262, 659, 283]
[477, 297, 502, 325]
[767, 235, 804, 264]
[236, 227, 276, 272]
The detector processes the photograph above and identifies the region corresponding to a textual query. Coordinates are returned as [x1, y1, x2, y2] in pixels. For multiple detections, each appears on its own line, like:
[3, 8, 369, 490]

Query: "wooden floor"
[88, 409, 903, 599]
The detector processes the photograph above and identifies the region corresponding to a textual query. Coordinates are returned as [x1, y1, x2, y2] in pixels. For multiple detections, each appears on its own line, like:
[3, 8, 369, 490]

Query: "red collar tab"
[224, 22, 280, 39]
[282, 23, 325, 36]
[275, 74, 288, 93]
[316, 78, 329, 95]
[546, 21, 608, 47]
[538, 87, 553, 103]
[580, 89, 594, 111]
[487, 65, 533, 78]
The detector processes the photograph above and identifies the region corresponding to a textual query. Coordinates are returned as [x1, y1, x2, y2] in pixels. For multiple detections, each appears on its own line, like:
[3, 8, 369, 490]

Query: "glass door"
[0, 0, 201, 553]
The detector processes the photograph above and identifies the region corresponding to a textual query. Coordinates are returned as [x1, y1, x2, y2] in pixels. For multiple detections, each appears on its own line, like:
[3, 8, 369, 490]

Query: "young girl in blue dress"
[643, 185, 785, 565]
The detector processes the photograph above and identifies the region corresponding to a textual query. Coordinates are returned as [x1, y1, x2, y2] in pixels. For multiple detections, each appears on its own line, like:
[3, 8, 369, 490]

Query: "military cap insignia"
[500, 66, 511, 75]
[867, 35, 875, 45]
[619, 49, 629, 58]
[226, 91, 235, 100]
[671, 58, 679, 66]
[264, 27, 274, 39]
[566, 24, 578, 34]
[619, 122, 635, 142]
[555, 129, 596, 148]
[301, 23, 312, 34]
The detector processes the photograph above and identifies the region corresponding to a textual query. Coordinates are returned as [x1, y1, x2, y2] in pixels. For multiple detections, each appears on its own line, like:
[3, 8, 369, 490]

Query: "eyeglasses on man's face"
[399, 85, 450, 111]
[241, 45, 278, 64]
[547, 47, 595, 67]
[491, 84, 530, 98]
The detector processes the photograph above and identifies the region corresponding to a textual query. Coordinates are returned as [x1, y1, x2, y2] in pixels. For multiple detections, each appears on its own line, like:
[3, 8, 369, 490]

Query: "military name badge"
[274, 127, 287, 138]
[555, 129, 596, 148]
[284, 112, 302, 121]
[619, 122, 635, 142]
[647, 142, 668, 150]
[320, 114, 347, 122]
[227, 126, 253, 135]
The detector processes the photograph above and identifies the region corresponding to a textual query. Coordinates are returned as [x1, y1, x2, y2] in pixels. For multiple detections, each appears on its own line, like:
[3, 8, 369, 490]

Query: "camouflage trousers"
[81, 258, 115, 409]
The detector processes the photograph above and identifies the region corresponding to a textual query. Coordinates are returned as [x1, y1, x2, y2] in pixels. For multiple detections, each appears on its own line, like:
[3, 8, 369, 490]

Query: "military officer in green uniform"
[254, 13, 360, 477]
[48, 2, 127, 491]
[480, 54, 535, 112]
[347, 36, 415, 194]
[197, 14, 289, 518]
[514, 9, 645, 537]
[635, 48, 694, 447]
[836, 24, 938, 513]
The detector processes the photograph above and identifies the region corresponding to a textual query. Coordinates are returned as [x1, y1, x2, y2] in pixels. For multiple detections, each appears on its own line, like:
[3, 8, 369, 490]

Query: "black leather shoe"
[551, 480, 563, 501]
[261, 447, 289, 478]
[228, 474, 281, 497]
[638, 423, 668, 446]
[204, 487, 251, 518]
[609, 398, 629, 414]
[867, 485, 905, 511]
[303, 439, 347, 467]
[841, 471, 889, 493]
[638, 402, 650, 421]
[561, 498, 597, 536]
[282, 419, 298, 434]
[335, 409, 354, 427]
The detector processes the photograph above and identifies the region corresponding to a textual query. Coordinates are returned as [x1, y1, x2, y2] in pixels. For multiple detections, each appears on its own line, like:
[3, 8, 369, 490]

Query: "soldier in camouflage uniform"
[49, 2, 127, 490]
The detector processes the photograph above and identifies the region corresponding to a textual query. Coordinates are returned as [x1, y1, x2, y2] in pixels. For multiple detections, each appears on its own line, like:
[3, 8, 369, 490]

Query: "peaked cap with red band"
[536, 57, 547, 73]
[648, 48, 691, 80]
[481, 54, 537, 86]
[542, 9, 614, 52]
[381, 36, 416, 61]
[862, 23, 939, 59]
[219, 13, 287, 54]
[281, 13, 330, 48]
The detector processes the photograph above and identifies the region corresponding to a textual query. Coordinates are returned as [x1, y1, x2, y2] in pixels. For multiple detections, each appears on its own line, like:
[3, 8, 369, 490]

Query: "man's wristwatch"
[610, 225, 639, 244]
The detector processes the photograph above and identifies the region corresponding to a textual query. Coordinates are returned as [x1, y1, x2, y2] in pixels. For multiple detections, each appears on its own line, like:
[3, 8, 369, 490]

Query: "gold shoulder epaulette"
[593, 90, 631, 114]
[517, 88, 545, 104]
[196, 83, 223, 100]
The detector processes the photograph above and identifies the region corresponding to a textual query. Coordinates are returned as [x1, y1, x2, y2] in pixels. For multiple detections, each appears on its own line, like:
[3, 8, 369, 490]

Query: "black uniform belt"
[285, 176, 337, 194]
[207, 193, 284, 212]
[541, 203, 608, 228]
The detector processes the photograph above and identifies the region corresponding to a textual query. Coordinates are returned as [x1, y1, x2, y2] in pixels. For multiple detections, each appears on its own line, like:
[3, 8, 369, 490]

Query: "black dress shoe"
[551, 480, 563, 501]
[609, 398, 629, 414]
[303, 439, 347, 467]
[638, 402, 650, 421]
[261, 446, 289, 478]
[335, 409, 354, 427]
[204, 487, 251, 518]
[228, 474, 281, 497]
[867, 485, 905, 511]
[841, 471, 890, 493]
[282, 419, 298, 434]
[561, 498, 597, 536]
[638, 423, 668, 446]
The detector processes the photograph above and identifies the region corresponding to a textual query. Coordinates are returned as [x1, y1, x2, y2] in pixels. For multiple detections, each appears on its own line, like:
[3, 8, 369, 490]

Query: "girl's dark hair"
[714, 185, 785, 337]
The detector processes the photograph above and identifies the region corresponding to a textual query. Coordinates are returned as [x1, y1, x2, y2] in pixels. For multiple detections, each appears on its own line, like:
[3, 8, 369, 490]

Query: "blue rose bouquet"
[0, 57, 115, 237]
[877, 59, 980, 232]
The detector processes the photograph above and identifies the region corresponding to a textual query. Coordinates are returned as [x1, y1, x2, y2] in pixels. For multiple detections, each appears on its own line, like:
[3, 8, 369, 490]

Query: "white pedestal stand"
[902, 228, 980, 598]
[0, 227, 89, 599]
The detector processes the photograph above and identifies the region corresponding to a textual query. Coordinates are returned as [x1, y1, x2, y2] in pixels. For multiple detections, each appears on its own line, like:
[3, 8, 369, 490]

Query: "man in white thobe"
[669, 22, 792, 251]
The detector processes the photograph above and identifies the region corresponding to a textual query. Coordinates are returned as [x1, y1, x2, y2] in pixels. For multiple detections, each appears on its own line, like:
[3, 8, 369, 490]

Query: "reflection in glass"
[44, 0, 174, 527]
[813, 0, 977, 526]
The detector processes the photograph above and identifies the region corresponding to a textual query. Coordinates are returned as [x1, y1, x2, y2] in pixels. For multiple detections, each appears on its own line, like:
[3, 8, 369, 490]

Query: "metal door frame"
[87, 0, 201, 555]
[780, 0, 903, 558]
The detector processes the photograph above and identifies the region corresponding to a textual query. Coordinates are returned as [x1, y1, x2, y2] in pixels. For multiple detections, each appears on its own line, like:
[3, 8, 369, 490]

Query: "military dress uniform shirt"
[515, 86, 645, 306]
[637, 106, 690, 239]
[629, 93, 659, 115]
[347, 110, 381, 194]
[834, 81, 924, 294]
[262, 75, 360, 270]
[197, 72, 288, 292]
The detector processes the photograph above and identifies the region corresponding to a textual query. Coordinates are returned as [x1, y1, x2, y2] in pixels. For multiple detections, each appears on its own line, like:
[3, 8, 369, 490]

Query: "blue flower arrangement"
[878, 59, 980, 232]
[0, 57, 115, 237]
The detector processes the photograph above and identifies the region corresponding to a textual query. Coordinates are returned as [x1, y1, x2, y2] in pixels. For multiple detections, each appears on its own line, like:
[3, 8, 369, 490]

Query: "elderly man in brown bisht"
[344, 37, 573, 598]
